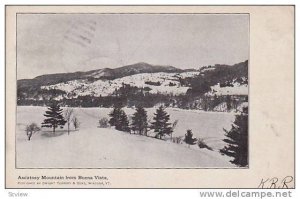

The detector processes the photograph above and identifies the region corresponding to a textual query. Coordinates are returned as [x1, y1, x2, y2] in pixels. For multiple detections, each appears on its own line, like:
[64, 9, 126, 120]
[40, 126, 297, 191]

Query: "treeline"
[17, 60, 248, 111]
[17, 87, 66, 101]
[175, 94, 247, 111]
[17, 83, 173, 108]
[103, 105, 207, 148]
[18, 92, 247, 113]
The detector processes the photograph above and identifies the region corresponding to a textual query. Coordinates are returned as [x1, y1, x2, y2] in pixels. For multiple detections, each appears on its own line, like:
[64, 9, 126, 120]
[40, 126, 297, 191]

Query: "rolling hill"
[17, 62, 187, 89]
[17, 61, 248, 110]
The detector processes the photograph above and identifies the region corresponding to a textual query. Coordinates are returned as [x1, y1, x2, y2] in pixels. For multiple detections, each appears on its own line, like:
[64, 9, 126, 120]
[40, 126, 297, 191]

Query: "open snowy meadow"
[16, 106, 236, 168]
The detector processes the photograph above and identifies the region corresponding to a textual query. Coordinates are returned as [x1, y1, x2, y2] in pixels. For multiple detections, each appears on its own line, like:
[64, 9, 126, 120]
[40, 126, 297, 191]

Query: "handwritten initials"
[258, 176, 293, 188]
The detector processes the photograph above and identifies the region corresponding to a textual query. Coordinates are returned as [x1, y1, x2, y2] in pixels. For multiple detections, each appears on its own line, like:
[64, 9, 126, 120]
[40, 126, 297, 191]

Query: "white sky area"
[17, 14, 249, 79]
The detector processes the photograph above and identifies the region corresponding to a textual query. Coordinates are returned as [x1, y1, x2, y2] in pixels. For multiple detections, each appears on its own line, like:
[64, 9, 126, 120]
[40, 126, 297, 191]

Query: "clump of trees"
[169, 82, 176, 86]
[145, 81, 161, 86]
[107, 105, 174, 140]
[41, 103, 66, 133]
[220, 107, 248, 167]
[25, 123, 41, 141]
[41, 104, 80, 135]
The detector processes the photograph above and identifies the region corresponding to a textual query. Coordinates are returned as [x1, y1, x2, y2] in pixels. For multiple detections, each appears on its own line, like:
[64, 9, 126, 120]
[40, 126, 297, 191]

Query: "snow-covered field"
[16, 106, 236, 168]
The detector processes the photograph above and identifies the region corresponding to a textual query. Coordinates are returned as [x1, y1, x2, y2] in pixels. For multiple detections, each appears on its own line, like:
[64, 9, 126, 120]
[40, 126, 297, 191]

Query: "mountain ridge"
[17, 60, 248, 110]
[18, 62, 191, 89]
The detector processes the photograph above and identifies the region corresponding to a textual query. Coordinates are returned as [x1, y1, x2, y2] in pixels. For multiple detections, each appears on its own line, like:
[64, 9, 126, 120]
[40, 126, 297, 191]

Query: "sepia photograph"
[5, 5, 294, 189]
[16, 13, 249, 168]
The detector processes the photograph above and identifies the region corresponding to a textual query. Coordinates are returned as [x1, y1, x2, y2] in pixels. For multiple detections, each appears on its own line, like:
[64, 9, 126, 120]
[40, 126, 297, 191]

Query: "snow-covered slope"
[18, 61, 248, 106]
[208, 82, 248, 96]
[41, 72, 199, 97]
[18, 62, 186, 89]
[16, 106, 235, 168]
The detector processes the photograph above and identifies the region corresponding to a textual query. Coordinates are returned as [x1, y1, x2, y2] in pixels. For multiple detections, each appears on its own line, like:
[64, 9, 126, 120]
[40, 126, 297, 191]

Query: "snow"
[16, 106, 235, 168]
[40, 71, 248, 99]
[200, 67, 215, 72]
[208, 82, 248, 96]
[41, 72, 199, 97]
[237, 102, 249, 112]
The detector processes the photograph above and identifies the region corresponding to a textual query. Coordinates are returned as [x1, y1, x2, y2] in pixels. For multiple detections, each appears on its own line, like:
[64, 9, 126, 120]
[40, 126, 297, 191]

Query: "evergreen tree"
[151, 106, 173, 139]
[119, 111, 130, 132]
[184, 129, 197, 146]
[131, 106, 148, 135]
[41, 103, 66, 133]
[108, 106, 122, 127]
[220, 107, 248, 167]
[108, 106, 130, 132]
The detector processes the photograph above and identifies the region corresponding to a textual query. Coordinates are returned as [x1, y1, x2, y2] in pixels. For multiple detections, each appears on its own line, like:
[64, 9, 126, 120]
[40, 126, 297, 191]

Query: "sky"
[17, 14, 249, 79]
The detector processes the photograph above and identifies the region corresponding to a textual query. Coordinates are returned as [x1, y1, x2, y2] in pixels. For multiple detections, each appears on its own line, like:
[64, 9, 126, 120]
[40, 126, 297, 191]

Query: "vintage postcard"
[5, 5, 294, 188]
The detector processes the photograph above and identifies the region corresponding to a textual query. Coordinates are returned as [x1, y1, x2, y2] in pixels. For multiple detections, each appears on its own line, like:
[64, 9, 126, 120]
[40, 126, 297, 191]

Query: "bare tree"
[26, 123, 41, 141]
[170, 119, 179, 139]
[64, 108, 74, 135]
[72, 116, 80, 130]
[171, 136, 183, 144]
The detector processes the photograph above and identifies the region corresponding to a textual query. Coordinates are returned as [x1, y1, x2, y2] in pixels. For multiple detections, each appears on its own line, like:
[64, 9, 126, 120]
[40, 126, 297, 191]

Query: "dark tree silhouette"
[41, 103, 66, 133]
[151, 106, 173, 139]
[220, 107, 248, 167]
[108, 106, 122, 127]
[184, 129, 197, 147]
[131, 106, 148, 135]
[119, 111, 130, 132]
[108, 106, 130, 132]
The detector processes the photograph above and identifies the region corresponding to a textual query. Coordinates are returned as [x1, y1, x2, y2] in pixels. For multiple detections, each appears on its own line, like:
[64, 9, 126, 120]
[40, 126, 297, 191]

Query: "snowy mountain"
[17, 61, 248, 110]
[18, 62, 187, 89]
[41, 71, 200, 97]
